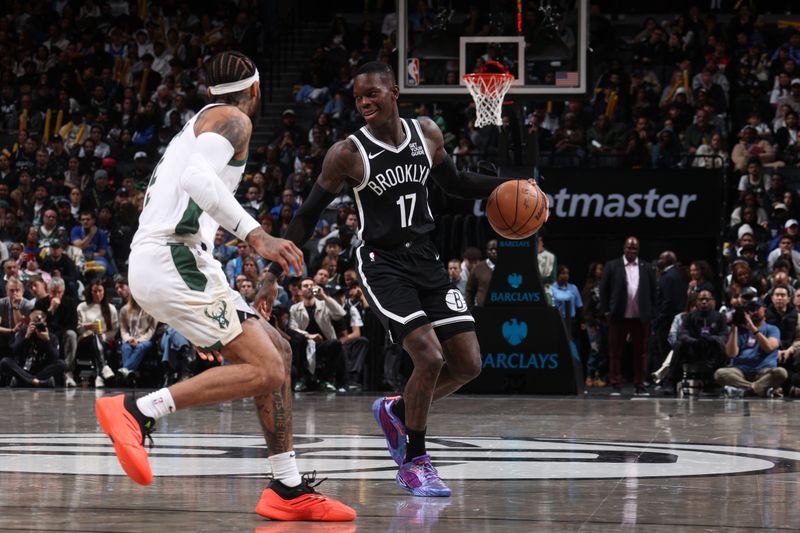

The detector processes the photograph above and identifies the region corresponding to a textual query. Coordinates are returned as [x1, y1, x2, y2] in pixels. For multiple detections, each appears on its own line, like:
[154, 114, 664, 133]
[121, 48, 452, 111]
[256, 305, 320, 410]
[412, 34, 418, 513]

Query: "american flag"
[555, 71, 579, 87]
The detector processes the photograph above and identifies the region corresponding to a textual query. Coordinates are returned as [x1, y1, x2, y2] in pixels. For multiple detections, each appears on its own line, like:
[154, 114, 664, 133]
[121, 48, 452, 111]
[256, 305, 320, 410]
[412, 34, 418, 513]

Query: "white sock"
[269, 450, 301, 487]
[136, 388, 177, 420]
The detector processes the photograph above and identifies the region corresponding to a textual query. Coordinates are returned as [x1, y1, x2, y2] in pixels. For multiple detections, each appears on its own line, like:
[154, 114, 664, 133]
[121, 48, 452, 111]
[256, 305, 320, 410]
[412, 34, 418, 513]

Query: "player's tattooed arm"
[194, 106, 252, 159]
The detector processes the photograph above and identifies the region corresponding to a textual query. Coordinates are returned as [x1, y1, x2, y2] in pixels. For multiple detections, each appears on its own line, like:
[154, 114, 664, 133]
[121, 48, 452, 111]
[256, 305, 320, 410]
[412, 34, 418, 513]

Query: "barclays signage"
[498, 240, 530, 248]
[489, 273, 541, 304]
[481, 318, 560, 369]
[502, 318, 528, 345]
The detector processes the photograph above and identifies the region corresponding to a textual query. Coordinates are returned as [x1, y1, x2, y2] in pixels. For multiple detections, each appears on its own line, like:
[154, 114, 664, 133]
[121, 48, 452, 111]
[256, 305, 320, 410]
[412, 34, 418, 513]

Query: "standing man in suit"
[653, 251, 688, 382]
[600, 236, 657, 395]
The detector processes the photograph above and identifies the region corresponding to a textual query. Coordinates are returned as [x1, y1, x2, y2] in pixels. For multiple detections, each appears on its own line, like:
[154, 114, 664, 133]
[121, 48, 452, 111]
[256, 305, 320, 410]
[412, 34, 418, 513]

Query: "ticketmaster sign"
[499, 167, 724, 237]
[547, 188, 697, 219]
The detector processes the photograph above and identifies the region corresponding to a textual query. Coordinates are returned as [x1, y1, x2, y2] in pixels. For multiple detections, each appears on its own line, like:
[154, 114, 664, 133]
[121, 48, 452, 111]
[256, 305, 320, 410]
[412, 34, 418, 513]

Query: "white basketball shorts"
[129, 241, 251, 350]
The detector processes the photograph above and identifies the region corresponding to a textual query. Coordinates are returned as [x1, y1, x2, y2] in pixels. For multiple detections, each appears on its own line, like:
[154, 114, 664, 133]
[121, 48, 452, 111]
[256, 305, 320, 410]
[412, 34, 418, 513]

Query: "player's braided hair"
[205, 51, 257, 104]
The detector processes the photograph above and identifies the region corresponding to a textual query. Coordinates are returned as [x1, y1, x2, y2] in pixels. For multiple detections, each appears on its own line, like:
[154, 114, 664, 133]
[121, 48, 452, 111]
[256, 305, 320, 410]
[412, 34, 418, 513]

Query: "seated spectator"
[41, 240, 80, 298]
[767, 234, 800, 273]
[224, 241, 264, 288]
[687, 260, 715, 297]
[651, 127, 682, 168]
[37, 208, 61, 250]
[767, 259, 800, 291]
[767, 174, 796, 210]
[213, 228, 237, 265]
[117, 293, 157, 383]
[552, 113, 586, 166]
[237, 278, 257, 305]
[669, 289, 728, 391]
[289, 278, 347, 392]
[0, 310, 65, 388]
[736, 158, 771, 203]
[683, 108, 718, 155]
[269, 188, 299, 221]
[0, 276, 35, 353]
[35, 277, 78, 387]
[739, 243, 769, 281]
[728, 212, 770, 246]
[765, 284, 798, 351]
[768, 218, 800, 253]
[76, 280, 119, 388]
[586, 114, 623, 161]
[159, 325, 195, 386]
[725, 260, 766, 302]
[692, 132, 729, 168]
[716, 296, 786, 397]
[775, 109, 800, 165]
[729, 190, 769, 226]
[71, 210, 113, 277]
[731, 126, 781, 172]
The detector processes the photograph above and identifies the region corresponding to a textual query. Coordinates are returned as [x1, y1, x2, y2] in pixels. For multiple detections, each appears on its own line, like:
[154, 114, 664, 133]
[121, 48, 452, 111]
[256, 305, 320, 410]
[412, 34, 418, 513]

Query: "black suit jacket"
[655, 265, 688, 329]
[599, 257, 657, 324]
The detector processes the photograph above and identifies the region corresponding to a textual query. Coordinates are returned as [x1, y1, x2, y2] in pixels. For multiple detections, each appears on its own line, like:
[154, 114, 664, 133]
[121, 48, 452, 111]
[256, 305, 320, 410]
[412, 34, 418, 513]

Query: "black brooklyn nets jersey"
[347, 118, 435, 249]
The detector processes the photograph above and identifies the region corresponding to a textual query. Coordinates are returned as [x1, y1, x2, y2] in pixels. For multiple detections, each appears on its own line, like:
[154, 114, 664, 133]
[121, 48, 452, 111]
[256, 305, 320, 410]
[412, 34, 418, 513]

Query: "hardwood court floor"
[1, 389, 800, 532]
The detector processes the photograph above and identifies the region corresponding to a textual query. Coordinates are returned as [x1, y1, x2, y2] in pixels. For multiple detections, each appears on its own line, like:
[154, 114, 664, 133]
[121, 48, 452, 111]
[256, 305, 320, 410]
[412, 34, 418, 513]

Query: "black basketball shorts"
[356, 238, 475, 344]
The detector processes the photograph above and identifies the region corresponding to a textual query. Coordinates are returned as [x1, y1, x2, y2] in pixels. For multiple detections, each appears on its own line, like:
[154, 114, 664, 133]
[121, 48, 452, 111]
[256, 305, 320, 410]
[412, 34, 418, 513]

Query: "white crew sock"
[269, 450, 301, 487]
[136, 388, 177, 420]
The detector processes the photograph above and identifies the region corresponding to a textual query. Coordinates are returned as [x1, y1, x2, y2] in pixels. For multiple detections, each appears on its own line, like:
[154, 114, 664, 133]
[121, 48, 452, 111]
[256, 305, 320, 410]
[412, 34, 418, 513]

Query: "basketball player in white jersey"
[95, 51, 355, 522]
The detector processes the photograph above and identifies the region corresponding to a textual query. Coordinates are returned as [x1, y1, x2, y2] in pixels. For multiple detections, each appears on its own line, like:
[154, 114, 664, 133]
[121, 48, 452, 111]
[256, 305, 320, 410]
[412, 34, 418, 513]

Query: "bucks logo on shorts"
[205, 299, 230, 329]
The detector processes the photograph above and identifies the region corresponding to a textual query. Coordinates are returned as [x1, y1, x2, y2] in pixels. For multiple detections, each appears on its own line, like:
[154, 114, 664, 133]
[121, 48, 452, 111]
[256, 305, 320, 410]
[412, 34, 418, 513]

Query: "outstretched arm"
[265, 139, 361, 279]
[419, 116, 516, 199]
[184, 106, 303, 274]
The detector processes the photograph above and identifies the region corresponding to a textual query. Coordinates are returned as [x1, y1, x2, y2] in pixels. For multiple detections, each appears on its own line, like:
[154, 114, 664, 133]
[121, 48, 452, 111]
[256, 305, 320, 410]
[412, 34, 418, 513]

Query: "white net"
[463, 73, 514, 128]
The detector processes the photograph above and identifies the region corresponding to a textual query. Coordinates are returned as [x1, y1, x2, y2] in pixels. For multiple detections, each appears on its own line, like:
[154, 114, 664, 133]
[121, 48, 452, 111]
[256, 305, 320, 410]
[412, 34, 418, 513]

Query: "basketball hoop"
[463, 60, 515, 128]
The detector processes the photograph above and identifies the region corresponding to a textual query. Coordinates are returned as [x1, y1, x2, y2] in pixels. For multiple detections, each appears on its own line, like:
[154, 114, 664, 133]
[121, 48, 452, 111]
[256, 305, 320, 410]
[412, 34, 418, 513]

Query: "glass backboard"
[397, 0, 588, 97]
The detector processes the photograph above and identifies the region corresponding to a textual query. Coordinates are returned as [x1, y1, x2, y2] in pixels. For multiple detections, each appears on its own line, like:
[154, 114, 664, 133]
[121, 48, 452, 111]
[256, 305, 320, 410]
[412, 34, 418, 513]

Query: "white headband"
[208, 69, 260, 95]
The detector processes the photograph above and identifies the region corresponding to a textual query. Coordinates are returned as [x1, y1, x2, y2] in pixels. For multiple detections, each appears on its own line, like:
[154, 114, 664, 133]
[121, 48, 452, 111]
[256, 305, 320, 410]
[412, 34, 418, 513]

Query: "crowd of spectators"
[0, 2, 799, 396]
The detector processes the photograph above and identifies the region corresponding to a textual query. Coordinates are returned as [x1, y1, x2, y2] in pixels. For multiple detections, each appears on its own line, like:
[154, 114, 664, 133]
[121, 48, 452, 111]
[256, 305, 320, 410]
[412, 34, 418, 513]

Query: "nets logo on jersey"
[409, 142, 425, 157]
[445, 289, 467, 312]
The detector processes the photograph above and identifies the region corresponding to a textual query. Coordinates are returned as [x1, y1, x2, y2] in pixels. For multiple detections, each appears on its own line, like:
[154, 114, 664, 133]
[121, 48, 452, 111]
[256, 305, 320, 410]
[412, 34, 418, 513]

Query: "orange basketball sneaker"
[96, 394, 155, 486]
[256, 472, 356, 521]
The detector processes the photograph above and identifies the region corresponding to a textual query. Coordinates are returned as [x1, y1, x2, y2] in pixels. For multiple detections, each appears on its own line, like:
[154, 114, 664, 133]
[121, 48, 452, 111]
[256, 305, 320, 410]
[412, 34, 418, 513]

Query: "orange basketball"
[486, 180, 548, 240]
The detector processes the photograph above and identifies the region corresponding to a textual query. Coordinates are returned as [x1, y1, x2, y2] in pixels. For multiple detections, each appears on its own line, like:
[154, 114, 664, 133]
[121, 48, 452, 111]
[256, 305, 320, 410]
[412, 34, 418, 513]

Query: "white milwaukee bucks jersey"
[131, 103, 247, 251]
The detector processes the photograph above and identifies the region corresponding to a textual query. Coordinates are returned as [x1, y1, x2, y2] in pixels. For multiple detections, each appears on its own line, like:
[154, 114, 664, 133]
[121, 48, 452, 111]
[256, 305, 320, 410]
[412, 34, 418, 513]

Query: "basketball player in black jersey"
[265, 61, 546, 496]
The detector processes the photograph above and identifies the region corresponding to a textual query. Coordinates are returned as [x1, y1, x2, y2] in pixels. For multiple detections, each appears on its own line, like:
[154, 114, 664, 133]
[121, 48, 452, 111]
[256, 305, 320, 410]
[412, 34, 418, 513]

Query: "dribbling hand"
[528, 179, 550, 222]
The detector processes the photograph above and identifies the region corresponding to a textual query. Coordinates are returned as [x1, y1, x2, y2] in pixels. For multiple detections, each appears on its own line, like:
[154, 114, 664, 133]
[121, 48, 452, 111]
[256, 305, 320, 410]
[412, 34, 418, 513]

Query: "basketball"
[486, 180, 548, 239]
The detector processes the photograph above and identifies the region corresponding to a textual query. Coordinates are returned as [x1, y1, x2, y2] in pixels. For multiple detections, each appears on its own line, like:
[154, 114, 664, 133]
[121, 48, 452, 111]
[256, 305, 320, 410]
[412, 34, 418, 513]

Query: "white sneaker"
[117, 367, 131, 379]
[64, 372, 76, 388]
[94, 376, 105, 388]
[724, 385, 745, 398]
[101, 365, 115, 380]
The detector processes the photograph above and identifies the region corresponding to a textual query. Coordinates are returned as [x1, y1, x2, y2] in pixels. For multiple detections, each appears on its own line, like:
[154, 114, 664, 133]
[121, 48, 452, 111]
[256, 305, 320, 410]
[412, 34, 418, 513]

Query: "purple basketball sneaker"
[372, 396, 407, 465]
[396, 455, 451, 497]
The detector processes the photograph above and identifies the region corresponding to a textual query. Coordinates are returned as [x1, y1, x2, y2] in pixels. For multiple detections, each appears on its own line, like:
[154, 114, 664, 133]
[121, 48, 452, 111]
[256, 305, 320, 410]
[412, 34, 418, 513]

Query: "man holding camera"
[0, 309, 65, 387]
[715, 296, 787, 397]
[288, 277, 346, 391]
